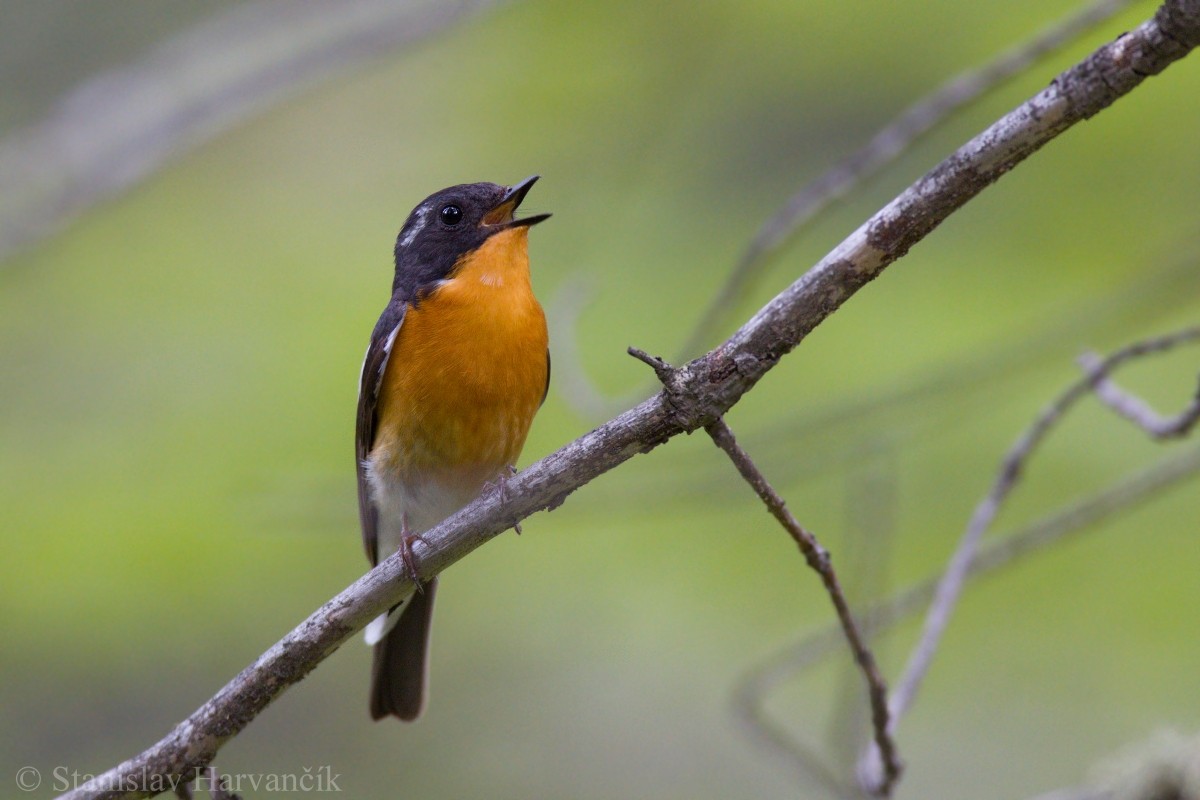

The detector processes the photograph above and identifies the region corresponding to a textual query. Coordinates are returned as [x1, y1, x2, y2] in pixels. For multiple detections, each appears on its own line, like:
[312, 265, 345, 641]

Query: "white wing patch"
[376, 323, 401, 395]
[358, 321, 402, 399]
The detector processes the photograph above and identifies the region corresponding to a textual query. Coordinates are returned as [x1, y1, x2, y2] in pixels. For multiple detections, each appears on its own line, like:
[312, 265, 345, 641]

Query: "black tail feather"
[370, 576, 438, 721]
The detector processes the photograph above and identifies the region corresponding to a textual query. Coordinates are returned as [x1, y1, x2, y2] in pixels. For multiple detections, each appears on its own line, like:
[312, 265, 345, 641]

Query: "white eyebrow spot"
[399, 203, 431, 247]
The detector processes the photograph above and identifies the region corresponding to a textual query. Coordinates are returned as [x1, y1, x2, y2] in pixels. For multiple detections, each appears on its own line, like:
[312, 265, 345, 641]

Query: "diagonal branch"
[702, 416, 901, 796]
[57, 3, 1200, 798]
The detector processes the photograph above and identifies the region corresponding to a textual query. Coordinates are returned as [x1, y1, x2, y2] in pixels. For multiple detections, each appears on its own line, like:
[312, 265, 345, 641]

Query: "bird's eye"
[439, 204, 463, 226]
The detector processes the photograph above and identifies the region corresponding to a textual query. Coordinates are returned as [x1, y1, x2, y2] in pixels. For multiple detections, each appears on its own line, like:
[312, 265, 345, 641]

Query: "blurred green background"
[3, 1, 1199, 798]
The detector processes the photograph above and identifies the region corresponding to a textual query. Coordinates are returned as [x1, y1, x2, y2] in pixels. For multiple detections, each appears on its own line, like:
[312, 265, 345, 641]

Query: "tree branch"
[58, 2, 1200, 797]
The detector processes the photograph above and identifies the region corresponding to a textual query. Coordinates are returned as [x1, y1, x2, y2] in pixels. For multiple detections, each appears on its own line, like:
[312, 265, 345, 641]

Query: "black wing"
[356, 300, 406, 565]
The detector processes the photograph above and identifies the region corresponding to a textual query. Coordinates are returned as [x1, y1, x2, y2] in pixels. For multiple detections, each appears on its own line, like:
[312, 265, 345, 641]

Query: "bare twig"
[56, 4, 1200, 797]
[674, 0, 1137, 363]
[738, 445, 1200, 789]
[0, 0, 500, 264]
[1079, 351, 1200, 438]
[859, 326, 1200, 790]
[701, 417, 902, 796]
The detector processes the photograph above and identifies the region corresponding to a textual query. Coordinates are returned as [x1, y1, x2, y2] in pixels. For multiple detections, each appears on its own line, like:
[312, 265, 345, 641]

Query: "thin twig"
[0, 0, 500, 264]
[702, 417, 902, 796]
[859, 326, 1200, 790]
[737, 445, 1200, 788]
[55, 5, 1200, 796]
[1079, 351, 1200, 438]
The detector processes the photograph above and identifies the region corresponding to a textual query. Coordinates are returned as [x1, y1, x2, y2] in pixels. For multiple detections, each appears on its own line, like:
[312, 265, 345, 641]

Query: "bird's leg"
[485, 465, 523, 534]
[397, 512, 428, 590]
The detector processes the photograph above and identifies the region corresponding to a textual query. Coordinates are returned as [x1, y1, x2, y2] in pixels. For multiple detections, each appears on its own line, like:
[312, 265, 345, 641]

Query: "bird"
[356, 176, 550, 721]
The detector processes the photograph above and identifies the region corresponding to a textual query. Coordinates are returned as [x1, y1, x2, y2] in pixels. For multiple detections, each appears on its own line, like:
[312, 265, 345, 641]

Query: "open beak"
[482, 175, 551, 228]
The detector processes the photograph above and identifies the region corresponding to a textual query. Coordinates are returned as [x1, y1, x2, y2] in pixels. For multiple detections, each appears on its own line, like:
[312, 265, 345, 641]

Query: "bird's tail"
[369, 576, 438, 721]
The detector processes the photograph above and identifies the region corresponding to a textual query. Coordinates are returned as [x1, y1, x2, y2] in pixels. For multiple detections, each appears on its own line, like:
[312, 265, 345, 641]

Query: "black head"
[391, 176, 550, 299]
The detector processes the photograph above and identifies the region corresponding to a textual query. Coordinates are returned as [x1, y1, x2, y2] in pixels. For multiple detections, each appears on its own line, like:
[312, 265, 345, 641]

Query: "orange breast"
[372, 227, 548, 485]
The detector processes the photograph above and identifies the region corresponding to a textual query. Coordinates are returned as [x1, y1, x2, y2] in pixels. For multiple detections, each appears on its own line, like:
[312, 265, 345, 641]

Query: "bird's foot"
[398, 514, 428, 588]
[486, 465, 523, 534]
